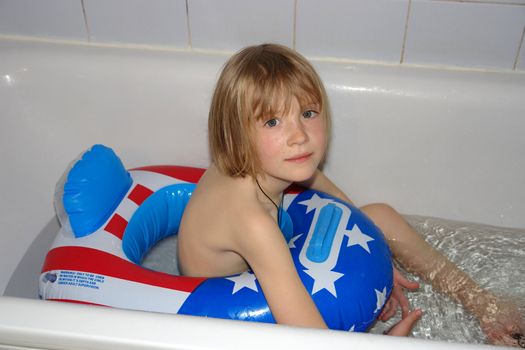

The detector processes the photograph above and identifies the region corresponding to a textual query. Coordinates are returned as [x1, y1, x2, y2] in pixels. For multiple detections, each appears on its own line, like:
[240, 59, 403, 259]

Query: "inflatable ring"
[40, 144, 393, 331]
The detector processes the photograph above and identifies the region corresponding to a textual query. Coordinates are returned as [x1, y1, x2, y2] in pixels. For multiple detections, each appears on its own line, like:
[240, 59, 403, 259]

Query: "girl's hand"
[379, 268, 420, 321]
[385, 309, 423, 336]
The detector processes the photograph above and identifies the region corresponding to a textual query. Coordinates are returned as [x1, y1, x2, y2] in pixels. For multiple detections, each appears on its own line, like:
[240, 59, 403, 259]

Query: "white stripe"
[283, 193, 298, 210]
[130, 170, 188, 192]
[115, 196, 138, 222]
[40, 270, 190, 314]
[49, 169, 193, 275]
[50, 228, 128, 260]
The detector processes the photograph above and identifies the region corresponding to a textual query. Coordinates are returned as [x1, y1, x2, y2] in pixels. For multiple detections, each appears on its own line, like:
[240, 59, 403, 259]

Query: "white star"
[345, 223, 374, 253]
[374, 287, 387, 313]
[348, 325, 355, 332]
[304, 268, 344, 297]
[288, 234, 303, 249]
[298, 193, 334, 214]
[226, 271, 259, 294]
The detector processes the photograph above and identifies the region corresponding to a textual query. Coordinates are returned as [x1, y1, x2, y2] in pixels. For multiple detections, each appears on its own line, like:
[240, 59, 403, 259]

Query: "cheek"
[311, 121, 328, 149]
[256, 134, 283, 159]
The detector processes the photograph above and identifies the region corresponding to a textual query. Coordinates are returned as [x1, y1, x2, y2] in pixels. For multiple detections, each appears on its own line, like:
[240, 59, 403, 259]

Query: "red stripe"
[42, 246, 205, 293]
[104, 213, 128, 239]
[285, 184, 305, 194]
[47, 299, 108, 307]
[128, 184, 154, 205]
[131, 165, 205, 184]
[130, 166, 305, 195]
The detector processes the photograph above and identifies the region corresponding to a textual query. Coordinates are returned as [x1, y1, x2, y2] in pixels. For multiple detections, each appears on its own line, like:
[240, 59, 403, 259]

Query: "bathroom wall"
[0, 0, 524, 72]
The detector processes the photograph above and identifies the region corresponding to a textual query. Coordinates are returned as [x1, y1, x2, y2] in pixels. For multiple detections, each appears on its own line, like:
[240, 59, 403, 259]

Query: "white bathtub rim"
[2, 34, 524, 75]
[0, 296, 506, 350]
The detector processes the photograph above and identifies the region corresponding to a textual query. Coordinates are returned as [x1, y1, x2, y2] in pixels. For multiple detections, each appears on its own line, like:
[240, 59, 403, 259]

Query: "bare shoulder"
[233, 203, 284, 250]
[178, 166, 270, 275]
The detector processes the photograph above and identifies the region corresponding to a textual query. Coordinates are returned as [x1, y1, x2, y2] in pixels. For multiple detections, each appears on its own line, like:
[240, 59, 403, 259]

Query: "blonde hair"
[208, 43, 330, 178]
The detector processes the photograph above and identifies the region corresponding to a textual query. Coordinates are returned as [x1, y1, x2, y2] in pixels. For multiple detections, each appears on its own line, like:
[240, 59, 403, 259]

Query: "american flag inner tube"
[39, 144, 393, 332]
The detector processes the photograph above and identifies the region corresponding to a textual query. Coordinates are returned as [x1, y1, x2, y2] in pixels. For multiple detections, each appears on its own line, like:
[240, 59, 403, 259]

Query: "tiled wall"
[0, 0, 524, 72]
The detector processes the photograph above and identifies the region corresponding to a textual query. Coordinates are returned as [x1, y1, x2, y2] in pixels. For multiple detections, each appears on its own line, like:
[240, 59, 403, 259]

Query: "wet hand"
[379, 267, 420, 321]
[385, 309, 423, 337]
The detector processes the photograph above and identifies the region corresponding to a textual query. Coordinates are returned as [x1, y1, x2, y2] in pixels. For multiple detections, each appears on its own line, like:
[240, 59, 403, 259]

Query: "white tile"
[0, 0, 86, 40]
[189, 0, 294, 51]
[405, 1, 525, 70]
[296, 0, 409, 62]
[84, 0, 188, 47]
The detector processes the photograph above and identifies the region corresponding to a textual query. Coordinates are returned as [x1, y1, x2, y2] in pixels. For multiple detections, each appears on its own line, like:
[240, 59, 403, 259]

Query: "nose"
[287, 119, 308, 146]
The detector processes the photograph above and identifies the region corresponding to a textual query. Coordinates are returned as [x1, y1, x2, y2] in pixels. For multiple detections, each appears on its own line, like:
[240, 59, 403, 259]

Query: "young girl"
[177, 43, 524, 345]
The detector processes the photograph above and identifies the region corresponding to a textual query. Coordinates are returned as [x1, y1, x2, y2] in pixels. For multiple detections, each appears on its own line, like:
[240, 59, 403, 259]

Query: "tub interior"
[1, 37, 524, 350]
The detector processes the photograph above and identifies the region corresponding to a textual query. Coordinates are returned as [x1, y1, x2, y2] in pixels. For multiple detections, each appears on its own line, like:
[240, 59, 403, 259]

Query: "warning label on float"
[57, 271, 105, 290]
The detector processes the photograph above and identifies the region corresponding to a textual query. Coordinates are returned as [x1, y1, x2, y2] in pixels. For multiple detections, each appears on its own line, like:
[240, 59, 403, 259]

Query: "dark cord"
[256, 179, 284, 227]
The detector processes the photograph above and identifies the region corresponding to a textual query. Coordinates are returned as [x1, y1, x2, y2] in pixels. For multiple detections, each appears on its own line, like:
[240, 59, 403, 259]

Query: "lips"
[286, 152, 313, 163]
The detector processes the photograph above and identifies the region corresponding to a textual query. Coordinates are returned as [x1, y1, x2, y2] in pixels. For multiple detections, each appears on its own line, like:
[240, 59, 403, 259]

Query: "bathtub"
[1, 36, 523, 349]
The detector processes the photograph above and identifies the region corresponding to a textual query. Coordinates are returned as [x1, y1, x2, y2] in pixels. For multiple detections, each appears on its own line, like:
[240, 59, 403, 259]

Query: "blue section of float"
[123, 183, 196, 264]
[63, 144, 132, 238]
[307, 203, 342, 263]
[179, 190, 393, 331]
[179, 277, 275, 323]
[287, 191, 393, 331]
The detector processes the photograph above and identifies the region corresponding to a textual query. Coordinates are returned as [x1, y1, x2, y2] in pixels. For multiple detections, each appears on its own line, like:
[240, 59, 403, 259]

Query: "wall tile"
[405, 0, 525, 70]
[0, 0, 86, 40]
[296, 0, 409, 63]
[84, 0, 188, 47]
[189, 0, 294, 51]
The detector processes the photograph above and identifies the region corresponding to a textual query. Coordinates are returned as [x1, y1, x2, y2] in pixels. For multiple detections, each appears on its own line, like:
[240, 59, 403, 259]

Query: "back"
[177, 165, 266, 277]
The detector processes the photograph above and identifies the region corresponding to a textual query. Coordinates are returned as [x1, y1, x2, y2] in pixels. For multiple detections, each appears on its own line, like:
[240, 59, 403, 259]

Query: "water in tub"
[142, 215, 525, 345]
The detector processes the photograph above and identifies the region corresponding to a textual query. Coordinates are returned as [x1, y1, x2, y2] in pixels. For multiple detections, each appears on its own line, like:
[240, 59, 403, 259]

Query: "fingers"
[479, 300, 525, 347]
[379, 269, 421, 322]
[386, 309, 423, 337]
[394, 268, 420, 290]
[487, 332, 524, 348]
[485, 323, 525, 347]
[379, 298, 398, 321]
[391, 285, 410, 319]
[513, 333, 525, 348]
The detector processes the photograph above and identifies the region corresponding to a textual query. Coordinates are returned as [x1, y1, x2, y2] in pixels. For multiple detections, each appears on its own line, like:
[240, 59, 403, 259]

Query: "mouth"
[285, 152, 313, 163]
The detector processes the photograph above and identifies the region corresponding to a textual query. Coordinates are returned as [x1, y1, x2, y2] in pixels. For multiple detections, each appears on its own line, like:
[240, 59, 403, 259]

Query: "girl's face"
[253, 97, 327, 185]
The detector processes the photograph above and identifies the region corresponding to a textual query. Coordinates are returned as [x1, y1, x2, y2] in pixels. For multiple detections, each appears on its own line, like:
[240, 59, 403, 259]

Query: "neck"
[254, 175, 290, 205]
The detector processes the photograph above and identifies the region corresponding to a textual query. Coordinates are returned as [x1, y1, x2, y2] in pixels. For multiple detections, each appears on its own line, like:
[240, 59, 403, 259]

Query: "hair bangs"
[250, 68, 323, 123]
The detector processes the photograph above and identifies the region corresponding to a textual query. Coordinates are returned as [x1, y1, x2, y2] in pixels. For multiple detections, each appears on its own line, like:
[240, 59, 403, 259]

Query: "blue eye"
[302, 110, 318, 119]
[264, 118, 279, 128]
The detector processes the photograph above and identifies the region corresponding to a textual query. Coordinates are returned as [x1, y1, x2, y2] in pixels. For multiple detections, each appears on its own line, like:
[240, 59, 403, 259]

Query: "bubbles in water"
[370, 215, 525, 345]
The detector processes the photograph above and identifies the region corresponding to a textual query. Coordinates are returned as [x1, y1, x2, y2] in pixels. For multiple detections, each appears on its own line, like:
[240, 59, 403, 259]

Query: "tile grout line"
[80, 0, 91, 43]
[513, 25, 525, 70]
[292, 0, 298, 50]
[400, 0, 412, 64]
[185, 0, 192, 49]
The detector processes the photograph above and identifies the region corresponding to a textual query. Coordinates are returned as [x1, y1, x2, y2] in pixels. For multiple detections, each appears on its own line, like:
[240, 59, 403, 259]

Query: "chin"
[284, 165, 318, 183]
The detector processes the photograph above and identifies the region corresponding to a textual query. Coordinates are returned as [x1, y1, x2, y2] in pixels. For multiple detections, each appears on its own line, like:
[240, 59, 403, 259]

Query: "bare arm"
[297, 169, 353, 205]
[233, 190, 420, 336]
[302, 169, 524, 345]
[301, 170, 493, 307]
[234, 210, 328, 328]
